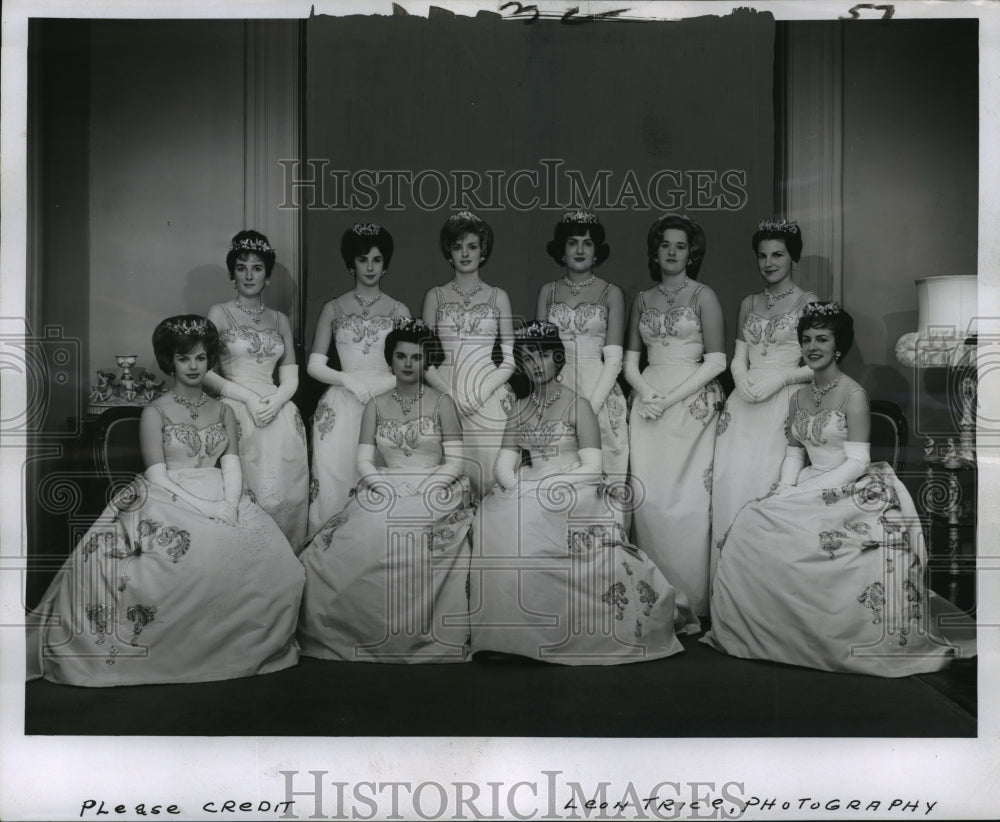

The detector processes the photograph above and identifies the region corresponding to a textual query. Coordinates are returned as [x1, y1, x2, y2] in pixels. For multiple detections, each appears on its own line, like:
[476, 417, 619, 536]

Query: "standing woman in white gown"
[709, 219, 817, 578]
[306, 223, 410, 534]
[535, 210, 628, 486]
[626, 214, 726, 618]
[204, 230, 309, 550]
[422, 211, 515, 498]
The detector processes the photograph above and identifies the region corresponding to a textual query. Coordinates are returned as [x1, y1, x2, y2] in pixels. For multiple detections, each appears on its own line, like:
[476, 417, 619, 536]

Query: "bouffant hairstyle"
[545, 211, 611, 266]
[383, 319, 446, 370]
[646, 213, 706, 281]
[751, 218, 804, 263]
[509, 320, 567, 399]
[340, 223, 395, 270]
[152, 315, 220, 374]
[797, 302, 854, 358]
[226, 229, 276, 279]
[438, 211, 494, 265]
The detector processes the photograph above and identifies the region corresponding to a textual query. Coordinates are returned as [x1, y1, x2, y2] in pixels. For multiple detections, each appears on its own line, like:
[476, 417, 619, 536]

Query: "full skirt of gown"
[308, 371, 395, 535]
[630, 363, 723, 617]
[702, 462, 976, 676]
[471, 473, 699, 664]
[709, 378, 799, 579]
[27, 469, 305, 686]
[298, 473, 474, 663]
[224, 394, 309, 551]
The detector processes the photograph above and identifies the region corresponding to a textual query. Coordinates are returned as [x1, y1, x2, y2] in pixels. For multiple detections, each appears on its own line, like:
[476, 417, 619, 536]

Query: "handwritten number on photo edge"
[500, 2, 540, 23]
[841, 3, 894, 20]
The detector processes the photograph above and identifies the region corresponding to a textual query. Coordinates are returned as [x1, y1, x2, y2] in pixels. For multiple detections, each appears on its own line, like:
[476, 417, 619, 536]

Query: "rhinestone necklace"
[172, 391, 208, 420]
[810, 378, 840, 407]
[657, 278, 689, 305]
[562, 273, 596, 297]
[235, 300, 266, 324]
[451, 280, 483, 307]
[764, 284, 796, 310]
[392, 387, 424, 416]
[353, 291, 382, 318]
[529, 387, 562, 423]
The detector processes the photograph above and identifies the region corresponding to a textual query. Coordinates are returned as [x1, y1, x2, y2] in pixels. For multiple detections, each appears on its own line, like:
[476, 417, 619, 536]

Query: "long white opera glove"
[266, 364, 299, 407]
[730, 339, 752, 401]
[493, 448, 519, 491]
[623, 350, 662, 417]
[771, 445, 806, 494]
[587, 345, 623, 414]
[744, 364, 814, 402]
[654, 352, 726, 410]
[480, 342, 515, 399]
[794, 441, 871, 492]
[308, 353, 373, 404]
[203, 370, 257, 404]
[220, 453, 243, 506]
[563, 447, 604, 478]
[355, 443, 380, 488]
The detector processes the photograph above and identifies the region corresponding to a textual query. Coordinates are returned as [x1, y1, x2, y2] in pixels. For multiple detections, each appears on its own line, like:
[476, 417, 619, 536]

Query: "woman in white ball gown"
[703, 303, 976, 676]
[204, 230, 309, 550]
[298, 319, 474, 663]
[306, 223, 409, 534]
[27, 316, 304, 685]
[470, 321, 699, 665]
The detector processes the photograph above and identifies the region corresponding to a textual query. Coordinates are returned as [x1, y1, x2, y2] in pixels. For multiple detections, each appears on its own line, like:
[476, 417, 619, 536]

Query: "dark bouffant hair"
[646, 213, 706, 281]
[545, 212, 611, 266]
[226, 229, 276, 279]
[508, 320, 567, 399]
[797, 302, 854, 358]
[438, 212, 494, 265]
[340, 223, 395, 270]
[752, 218, 803, 263]
[152, 315, 220, 374]
[383, 319, 446, 370]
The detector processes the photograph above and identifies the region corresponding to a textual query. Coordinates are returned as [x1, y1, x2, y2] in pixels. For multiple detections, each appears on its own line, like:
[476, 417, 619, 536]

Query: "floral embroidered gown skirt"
[217, 316, 309, 550]
[27, 469, 305, 686]
[702, 463, 975, 677]
[629, 361, 722, 618]
[309, 368, 395, 535]
[471, 450, 698, 665]
[298, 416, 474, 663]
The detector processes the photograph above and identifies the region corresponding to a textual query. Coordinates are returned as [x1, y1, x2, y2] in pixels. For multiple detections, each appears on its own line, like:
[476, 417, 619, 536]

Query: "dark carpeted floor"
[25, 634, 976, 737]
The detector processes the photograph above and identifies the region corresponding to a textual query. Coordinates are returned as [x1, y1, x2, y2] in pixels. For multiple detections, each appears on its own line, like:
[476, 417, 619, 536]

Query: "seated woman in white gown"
[298, 319, 474, 663]
[27, 316, 305, 686]
[703, 303, 976, 677]
[470, 321, 699, 665]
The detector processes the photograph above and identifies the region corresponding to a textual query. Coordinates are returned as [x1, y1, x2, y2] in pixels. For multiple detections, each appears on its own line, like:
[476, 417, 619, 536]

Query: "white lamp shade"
[916, 275, 977, 340]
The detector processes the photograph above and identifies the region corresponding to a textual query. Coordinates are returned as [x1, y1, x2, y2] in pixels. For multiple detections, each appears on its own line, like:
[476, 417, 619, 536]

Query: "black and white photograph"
[1, 0, 998, 819]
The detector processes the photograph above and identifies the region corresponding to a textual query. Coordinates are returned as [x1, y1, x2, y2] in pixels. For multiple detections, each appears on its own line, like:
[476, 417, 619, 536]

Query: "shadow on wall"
[796, 254, 833, 302]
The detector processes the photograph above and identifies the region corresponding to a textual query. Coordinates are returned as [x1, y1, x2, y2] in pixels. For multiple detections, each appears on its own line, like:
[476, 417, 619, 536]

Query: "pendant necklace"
[529, 388, 562, 423]
[392, 387, 424, 416]
[235, 301, 266, 325]
[764, 284, 795, 310]
[353, 291, 382, 318]
[810, 378, 840, 407]
[451, 280, 483, 307]
[657, 278, 689, 305]
[172, 391, 208, 420]
[562, 273, 595, 297]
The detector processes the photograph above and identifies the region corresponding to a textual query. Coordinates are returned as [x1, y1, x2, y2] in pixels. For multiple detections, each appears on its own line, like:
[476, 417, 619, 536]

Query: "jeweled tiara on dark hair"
[801, 301, 843, 318]
[166, 317, 210, 335]
[231, 237, 274, 254]
[352, 223, 381, 236]
[449, 210, 483, 223]
[756, 218, 801, 235]
[561, 209, 599, 225]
